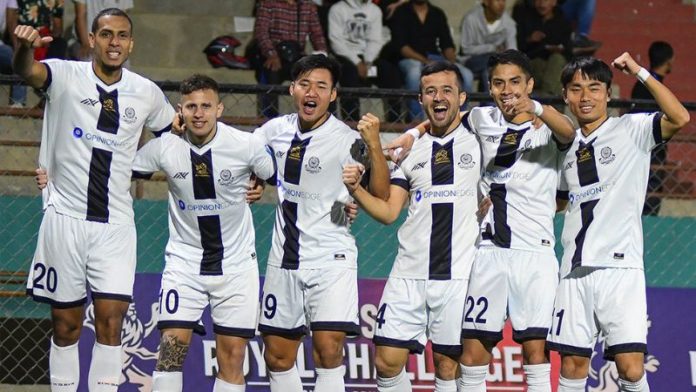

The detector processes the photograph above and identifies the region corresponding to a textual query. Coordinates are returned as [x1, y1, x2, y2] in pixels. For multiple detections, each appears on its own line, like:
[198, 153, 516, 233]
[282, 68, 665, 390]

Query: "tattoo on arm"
[155, 334, 190, 372]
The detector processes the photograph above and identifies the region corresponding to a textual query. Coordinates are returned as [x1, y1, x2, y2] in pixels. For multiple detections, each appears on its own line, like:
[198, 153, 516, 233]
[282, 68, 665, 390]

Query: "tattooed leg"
[156, 333, 191, 372]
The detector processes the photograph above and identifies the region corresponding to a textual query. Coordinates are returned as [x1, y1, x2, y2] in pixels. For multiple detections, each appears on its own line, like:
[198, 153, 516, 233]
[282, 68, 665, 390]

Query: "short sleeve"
[145, 84, 175, 136]
[249, 134, 276, 181]
[132, 137, 163, 176]
[623, 112, 664, 152]
[41, 59, 71, 97]
[556, 168, 569, 200]
[389, 162, 409, 191]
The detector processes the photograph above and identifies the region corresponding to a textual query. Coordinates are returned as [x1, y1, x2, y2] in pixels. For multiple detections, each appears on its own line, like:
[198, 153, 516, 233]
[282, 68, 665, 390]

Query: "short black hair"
[648, 41, 673, 69]
[487, 49, 533, 82]
[291, 54, 341, 87]
[180, 74, 219, 96]
[561, 56, 612, 88]
[92, 8, 133, 34]
[419, 61, 465, 92]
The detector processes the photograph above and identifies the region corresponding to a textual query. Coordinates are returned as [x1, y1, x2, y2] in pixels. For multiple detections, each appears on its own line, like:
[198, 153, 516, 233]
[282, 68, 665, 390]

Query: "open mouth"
[106, 50, 121, 60]
[579, 104, 593, 114]
[302, 100, 318, 115]
[432, 104, 448, 121]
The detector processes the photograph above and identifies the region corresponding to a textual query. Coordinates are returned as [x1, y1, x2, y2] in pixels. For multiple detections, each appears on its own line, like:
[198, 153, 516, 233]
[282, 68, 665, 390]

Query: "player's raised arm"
[357, 113, 390, 200]
[343, 164, 407, 225]
[612, 52, 690, 139]
[504, 96, 575, 143]
[12, 25, 51, 89]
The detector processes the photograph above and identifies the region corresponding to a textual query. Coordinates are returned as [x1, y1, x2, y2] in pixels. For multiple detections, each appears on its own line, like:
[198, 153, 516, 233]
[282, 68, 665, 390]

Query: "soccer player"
[130, 74, 275, 392]
[548, 54, 689, 392]
[343, 61, 481, 392]
[15, 8, 175, 392]
[388, 50, 576, 392]
[253, 54, 390, 392]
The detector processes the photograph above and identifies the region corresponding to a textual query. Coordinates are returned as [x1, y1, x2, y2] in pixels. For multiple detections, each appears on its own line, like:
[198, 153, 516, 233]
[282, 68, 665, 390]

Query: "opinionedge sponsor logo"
[73, 127, 83, 138]
[568, 182, 613, 205]
[414, 188, 475, 202]
[178, 200, 186, 210]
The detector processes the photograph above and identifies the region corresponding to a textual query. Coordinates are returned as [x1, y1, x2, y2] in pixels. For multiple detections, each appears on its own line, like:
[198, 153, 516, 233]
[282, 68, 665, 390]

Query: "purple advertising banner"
[75, 273, 696, 391]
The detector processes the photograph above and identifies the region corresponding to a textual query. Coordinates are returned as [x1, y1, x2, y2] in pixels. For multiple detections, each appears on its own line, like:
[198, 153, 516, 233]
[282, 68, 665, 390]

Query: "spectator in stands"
[0, 0, 27, 107]
[459, 0, 516, 93]
[69, 0, 134, 61]
[251, 0, 328, 118]
[559, 0, 601, 54]
[328, 0, 402, 122]
[389, 0, 473, 121]
[15, 0, 67, 61]
[513, 0, 571, 97]
[631, 41, 674, 216]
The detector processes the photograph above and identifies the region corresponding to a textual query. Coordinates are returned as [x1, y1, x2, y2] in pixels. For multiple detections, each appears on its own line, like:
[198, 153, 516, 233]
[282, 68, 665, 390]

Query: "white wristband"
[636, 67, 650, 84]
[405, 127, 421, 139]
[532, 100, 544, 117]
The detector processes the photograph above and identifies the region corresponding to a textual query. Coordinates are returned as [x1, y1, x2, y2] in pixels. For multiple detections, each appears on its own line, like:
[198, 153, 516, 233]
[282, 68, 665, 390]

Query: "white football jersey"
[465, 106, 563, 254]
[132, 123, 275, 275]
[558, 112, 663, 275]
[254, 114, 366, 270]
[39, 60, 175, 224]
[390, 123, 481, 280]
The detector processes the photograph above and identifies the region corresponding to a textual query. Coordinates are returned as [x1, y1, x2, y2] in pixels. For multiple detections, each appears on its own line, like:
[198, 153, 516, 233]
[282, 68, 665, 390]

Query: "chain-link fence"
[1, 78, 695, 386]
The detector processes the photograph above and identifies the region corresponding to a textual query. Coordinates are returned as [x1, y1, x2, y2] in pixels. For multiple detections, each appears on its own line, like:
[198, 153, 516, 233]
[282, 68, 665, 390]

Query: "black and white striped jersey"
[465, 106, 563, 254]
[132, 123, 275, 275]
[390, 123, 481, 280]
[254, 114, 366, 270]
[558, 112, 663, 275]
[39, 60, 175, 225]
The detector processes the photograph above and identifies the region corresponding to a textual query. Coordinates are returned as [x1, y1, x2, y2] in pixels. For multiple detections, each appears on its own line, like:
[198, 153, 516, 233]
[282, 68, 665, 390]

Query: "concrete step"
[0, 117, 42, 141]
[0, 146, 39, 169]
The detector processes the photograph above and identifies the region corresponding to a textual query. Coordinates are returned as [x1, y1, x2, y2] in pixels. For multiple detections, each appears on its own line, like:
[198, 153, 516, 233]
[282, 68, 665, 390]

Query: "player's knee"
[560, 355, 590, 379]
[52, 315, 82, 345]
[94, 313, 125, 344]
[216, 341, 246, 374]
[313, 343, 343, 368]
[522, 346, 549, 365]
[263, 347, 296, 372]
[616, 361, 644, 382]
[375, 352, 405, 378]
[433, 355, 458, 380]
[460, 339, 494, 366]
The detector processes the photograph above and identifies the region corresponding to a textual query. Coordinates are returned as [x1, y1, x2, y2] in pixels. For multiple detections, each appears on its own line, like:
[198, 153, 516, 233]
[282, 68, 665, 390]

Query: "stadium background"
[2, 0, 696, 390]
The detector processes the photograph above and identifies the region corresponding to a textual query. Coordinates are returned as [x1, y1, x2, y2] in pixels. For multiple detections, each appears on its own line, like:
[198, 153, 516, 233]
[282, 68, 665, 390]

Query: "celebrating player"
[388, 50, 576, 391]
[343, 61, 480, 392]
[548, 54, 689, 392]
[130, 74, 275, 392]
[16, 8, 175, 392]
[253, 54, 390, 392]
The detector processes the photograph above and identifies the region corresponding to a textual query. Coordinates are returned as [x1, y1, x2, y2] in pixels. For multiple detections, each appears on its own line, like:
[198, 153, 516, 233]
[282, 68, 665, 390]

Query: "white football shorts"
[373, 277, 468, 357]
[546, 267, 648, 360]
[461, 246, 559, 343]
[27, 206, 136, 307]
[258, 264, 360, 337]
[157, 257, 260, 338]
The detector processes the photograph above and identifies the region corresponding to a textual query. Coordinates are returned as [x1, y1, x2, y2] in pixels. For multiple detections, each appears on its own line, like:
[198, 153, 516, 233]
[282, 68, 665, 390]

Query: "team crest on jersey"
[587, 319, 660, 391]
[434, 149, 450, 165]
[195, 162, 210, 177]
[458, 153, 475, 169]
[577, 147, 593, 163]
[305, 156, 322, 173]
[122, 107, 137, 124]
[599, 146, 615, 165]
[218, 169, 235, 186]
[102, 98, 116, 112]
[288, 146, 302, 161]
[502, 132, 518, 145]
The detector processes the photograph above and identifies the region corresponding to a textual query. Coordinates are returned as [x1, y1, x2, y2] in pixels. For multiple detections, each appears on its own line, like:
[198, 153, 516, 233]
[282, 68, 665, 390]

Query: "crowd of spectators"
[248, 0, 603, 121]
